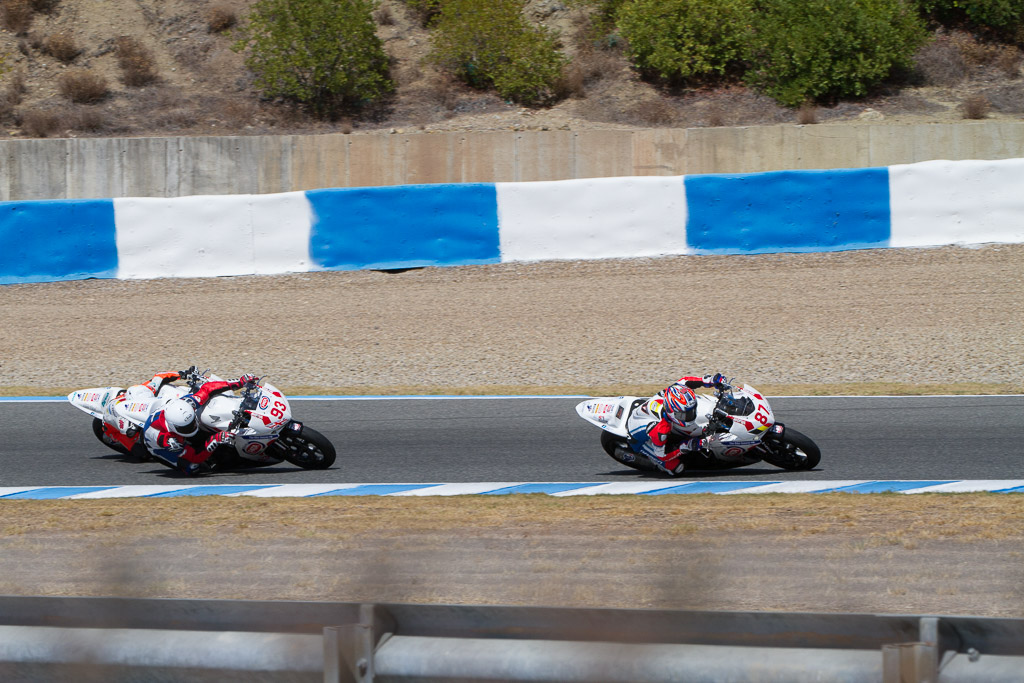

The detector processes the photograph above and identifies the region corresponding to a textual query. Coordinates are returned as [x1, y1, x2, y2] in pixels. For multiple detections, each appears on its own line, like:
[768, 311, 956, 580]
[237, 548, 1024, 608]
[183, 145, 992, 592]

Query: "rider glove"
[702, 373, 727, 388]
[205, 431, 235, 453]
[230, 373, 258, 389]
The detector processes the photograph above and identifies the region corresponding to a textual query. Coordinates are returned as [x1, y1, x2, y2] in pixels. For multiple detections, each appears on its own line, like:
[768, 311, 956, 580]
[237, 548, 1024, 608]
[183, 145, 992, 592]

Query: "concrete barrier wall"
[3, 158, 1023, 284]
[2, 122, 1024, 200]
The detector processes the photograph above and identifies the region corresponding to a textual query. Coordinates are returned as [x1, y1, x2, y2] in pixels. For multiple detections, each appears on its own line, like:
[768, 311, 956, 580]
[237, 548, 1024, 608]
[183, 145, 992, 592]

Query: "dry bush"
[41, 31, 80, 63]
[1, 0, 34, 34]
[693, 88, 790, 127]
[205, 3, 236, 33]
[151, 108, 198, 130]
[374, 4, 395, 25]
[797, 102, 818, 124]
[950, 31, 1005, 69]
[67, 106, 108, 132]
[16, 38, 30, 55]
[624, 98, 678, 126]
[553, 64, 586, 99]
[704, 102, 725, 127]
[58, 70, 108, 103]
[960, 93, 990, 119]
[987, 83, 1024, 114]
[995, 48, 1022, 79]
[575, 48, 624, 87]
[913, 38, 966, 86]
[172, 38, 214, 71]
[213, 96, 258, 127]
[6, 69, 27, 105]
[411, 72, 462, 113]
[19, 107, 63, 137]
[28, 0, 58, 11]
[339, 118, 354, 134]
[116, 36, 159, 86]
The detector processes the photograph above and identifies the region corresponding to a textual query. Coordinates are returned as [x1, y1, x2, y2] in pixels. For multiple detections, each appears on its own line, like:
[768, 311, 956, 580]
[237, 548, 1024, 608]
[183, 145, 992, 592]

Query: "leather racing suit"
[632, 374, 726, 475]
[139, 372, 252, 474]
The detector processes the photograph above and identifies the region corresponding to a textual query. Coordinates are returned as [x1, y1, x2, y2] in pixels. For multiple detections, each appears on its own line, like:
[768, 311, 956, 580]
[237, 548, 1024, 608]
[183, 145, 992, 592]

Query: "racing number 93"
[270, 400, 286, 419]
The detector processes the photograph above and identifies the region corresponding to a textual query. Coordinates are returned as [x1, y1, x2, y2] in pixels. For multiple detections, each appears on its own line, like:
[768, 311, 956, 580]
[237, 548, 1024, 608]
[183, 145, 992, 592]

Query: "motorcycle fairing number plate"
[248, 387, 291, 429]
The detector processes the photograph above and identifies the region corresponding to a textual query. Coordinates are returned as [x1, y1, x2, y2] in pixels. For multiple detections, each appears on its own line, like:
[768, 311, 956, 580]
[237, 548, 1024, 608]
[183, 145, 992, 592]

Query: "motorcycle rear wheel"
[600, 430, 658, 472]
[92, 417, 129, 455]
[272, 426, 337, 470]
[760, 428, 821, 471]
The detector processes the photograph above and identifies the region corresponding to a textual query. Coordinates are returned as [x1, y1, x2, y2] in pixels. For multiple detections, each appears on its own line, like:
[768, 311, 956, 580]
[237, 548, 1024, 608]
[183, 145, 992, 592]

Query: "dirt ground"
[2, 244, 1024, 616]
[1, 495, 1022, 618]
[1, 243, 1022, 396]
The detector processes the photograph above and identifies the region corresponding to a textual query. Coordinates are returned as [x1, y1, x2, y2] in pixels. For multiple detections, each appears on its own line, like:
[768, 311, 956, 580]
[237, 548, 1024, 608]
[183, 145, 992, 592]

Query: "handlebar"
[227, 377, 262, 432]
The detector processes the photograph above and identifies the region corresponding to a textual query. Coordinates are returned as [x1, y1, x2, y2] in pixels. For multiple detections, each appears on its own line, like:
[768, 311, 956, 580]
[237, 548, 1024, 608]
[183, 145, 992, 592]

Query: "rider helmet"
[663, 383, 698, 425]
[163, 398, 199, 437]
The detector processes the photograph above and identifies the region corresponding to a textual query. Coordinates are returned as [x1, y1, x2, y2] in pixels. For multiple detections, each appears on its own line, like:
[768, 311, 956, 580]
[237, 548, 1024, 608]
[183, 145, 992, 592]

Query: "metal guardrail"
[0, 596, 1022, 682]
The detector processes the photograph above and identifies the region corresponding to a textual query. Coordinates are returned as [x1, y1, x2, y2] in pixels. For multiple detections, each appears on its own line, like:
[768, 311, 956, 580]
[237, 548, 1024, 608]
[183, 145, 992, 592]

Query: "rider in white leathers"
[105, 368, 256, 475]
[628, 373, 729, 475]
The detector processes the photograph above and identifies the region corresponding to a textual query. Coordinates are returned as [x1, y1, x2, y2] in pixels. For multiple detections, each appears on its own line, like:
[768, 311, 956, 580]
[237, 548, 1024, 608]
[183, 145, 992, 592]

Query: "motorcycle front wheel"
[272, 426, 337, 470]
[759, 428, 821, 471]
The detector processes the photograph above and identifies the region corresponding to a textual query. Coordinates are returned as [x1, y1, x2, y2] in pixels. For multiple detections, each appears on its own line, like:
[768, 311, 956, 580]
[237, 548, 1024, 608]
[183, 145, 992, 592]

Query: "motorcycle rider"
[137, 369, 258, 475]
[634, 372, 730, 476]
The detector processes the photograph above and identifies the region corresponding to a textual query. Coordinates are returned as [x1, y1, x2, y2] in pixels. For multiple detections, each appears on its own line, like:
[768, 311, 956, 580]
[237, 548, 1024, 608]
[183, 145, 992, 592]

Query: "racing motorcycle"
[576, 380, 820, 474]
[68, 367, 336, 472]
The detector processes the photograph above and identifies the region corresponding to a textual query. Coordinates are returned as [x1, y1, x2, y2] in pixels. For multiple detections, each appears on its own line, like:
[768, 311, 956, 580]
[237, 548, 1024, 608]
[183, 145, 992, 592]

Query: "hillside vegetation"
[0, 0, 1021, 139]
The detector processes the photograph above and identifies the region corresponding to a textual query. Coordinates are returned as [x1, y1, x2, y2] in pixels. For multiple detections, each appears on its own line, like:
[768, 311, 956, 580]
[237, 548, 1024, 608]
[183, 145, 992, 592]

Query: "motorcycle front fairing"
[233, 382, 293, 463]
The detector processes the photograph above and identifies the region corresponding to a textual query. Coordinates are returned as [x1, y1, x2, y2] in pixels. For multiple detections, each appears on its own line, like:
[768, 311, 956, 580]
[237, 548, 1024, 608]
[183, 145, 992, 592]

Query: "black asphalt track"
[1, 395, 1021, 486]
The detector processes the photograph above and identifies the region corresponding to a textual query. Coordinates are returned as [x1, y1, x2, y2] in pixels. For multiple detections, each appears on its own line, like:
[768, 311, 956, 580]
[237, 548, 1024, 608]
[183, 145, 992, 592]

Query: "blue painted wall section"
[0, 199, 117, 284]
[307, 183, 501, 271]
[684, 167, 891, 254]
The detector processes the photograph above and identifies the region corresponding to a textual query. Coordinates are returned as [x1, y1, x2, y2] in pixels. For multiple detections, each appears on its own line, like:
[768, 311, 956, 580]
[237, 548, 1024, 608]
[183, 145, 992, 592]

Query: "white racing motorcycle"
[68, 367, 336, 473]
[576, 380, 820, 474]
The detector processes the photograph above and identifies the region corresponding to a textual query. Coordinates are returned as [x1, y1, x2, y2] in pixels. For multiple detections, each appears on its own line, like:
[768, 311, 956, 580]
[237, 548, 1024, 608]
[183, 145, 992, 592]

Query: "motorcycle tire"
[92, 417, 129, 455]
[600, 430, 658, 472]
[759, 428, 821, 471]
[273, 426, 337, 470]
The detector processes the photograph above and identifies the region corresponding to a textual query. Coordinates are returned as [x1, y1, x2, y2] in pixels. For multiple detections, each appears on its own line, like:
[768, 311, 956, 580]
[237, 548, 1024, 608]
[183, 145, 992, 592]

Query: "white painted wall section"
[114, 192, 312, 279]
[496, 176, 688, 262]
[888, 158, 1024, 248]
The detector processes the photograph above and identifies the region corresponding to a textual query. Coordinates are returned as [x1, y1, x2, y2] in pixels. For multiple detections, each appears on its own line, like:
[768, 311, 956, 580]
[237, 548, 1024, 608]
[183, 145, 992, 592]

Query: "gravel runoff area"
[1, 243, 1023, 395]
[1, 245, 1023, 621]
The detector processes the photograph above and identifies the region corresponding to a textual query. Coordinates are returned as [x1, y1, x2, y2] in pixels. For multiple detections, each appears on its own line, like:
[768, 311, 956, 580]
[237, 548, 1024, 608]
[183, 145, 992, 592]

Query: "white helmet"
[163, 398, 199, 437]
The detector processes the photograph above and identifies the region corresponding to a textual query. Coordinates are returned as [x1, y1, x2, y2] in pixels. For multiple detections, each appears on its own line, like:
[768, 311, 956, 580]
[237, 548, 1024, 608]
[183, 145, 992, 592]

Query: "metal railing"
[1, 596, 1021, 682]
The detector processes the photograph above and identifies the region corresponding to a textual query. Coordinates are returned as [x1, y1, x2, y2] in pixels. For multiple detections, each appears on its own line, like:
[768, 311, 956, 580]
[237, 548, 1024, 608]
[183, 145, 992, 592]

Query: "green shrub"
[917, 0, 1024, 40]
[233, 0, 392, 118]
[745, 0, 929, 107]
[615, 0, 753, 83]
[428, 0, 568, 105]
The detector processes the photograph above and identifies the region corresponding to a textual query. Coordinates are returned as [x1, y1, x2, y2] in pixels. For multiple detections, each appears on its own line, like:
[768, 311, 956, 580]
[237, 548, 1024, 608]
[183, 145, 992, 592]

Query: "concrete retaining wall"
[3, 157, 1023, 284]
[2, 122, 1024, 200]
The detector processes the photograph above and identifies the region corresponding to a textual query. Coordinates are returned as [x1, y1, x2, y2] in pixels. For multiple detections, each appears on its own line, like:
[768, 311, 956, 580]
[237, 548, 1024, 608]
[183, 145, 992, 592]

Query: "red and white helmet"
[663, 383, 697, 426]
[163, 398, 199, 437]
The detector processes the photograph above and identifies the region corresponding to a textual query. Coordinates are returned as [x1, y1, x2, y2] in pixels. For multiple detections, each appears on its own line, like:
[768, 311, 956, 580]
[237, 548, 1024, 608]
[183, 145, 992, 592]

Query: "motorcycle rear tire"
[600, 430, 658, 472]
[92, 417, 129, 455]
[274, 426, 337, 470]
[760, 428, 821, 471]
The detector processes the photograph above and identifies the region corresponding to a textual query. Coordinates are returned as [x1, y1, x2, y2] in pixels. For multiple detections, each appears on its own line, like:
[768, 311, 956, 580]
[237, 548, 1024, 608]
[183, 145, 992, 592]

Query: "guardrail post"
[323, 604, 395, 683]
[882, 617, 939, 683]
